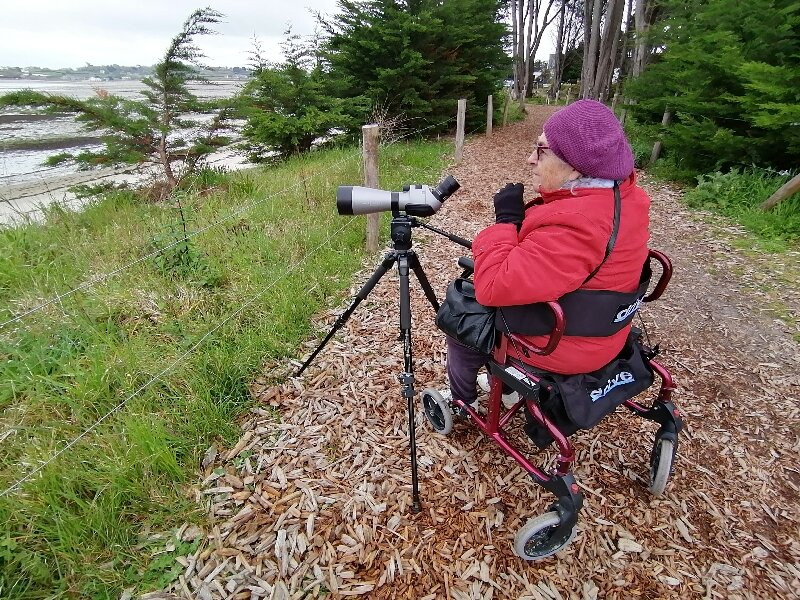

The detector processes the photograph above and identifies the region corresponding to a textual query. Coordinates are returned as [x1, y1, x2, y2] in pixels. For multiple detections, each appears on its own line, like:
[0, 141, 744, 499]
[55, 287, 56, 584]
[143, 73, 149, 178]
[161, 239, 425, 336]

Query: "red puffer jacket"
[471, 173, 650, 374]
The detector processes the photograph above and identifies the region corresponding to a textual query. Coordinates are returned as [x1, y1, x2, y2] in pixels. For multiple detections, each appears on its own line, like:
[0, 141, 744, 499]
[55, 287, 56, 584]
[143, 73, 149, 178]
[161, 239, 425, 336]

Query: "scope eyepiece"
[431, 175, 460, 202]
[336, 175, 460, 217]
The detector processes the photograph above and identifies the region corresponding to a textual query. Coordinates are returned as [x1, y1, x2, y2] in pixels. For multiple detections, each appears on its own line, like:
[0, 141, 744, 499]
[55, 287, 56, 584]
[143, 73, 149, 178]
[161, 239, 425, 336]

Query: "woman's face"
[527, 133, 580, 191]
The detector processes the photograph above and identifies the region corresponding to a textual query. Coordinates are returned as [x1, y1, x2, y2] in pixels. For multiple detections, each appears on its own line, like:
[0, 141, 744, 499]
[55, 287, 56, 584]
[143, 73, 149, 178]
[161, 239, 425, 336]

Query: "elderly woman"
[445, 99, 650, 409]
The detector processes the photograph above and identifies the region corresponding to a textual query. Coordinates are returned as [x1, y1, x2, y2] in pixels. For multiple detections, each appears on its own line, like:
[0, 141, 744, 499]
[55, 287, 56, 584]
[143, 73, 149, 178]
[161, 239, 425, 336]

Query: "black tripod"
[297, 211, 471, 511]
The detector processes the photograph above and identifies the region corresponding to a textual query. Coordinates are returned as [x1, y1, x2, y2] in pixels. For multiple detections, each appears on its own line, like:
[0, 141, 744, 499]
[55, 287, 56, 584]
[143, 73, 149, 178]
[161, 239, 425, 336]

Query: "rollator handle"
[502, 301, 565, 356]
[643, 250, 672, 302]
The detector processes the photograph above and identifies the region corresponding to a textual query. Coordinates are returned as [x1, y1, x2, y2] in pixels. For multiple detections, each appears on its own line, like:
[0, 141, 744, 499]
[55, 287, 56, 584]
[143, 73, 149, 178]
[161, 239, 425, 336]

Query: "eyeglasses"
[533, 143, 550, 160]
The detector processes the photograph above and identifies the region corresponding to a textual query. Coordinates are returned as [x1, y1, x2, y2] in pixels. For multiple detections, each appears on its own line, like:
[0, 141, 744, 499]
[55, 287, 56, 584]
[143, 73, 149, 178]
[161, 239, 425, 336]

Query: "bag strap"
[582, 181, 621, 285]
[497, 181, 622, 364]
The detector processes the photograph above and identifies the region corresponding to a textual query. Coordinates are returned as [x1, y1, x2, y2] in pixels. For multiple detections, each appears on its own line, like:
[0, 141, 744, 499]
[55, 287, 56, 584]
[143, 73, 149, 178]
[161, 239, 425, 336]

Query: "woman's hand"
[493, 183, 525, 228]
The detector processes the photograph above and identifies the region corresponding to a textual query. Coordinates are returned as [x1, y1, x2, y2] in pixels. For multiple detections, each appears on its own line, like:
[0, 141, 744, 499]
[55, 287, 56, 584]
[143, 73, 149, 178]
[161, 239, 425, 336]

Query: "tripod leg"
[397, 255, 422, 513]
[408, 251, 440, 313]
[296, 252, 397, 375]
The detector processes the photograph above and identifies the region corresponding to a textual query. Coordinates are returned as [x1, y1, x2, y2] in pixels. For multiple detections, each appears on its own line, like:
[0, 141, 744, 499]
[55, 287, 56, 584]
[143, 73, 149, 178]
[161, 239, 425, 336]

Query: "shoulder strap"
[582, 182, 621, 285]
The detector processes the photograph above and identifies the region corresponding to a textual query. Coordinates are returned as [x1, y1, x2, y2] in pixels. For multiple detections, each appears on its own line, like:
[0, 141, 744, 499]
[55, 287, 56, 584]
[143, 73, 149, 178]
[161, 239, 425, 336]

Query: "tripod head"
[388, 213, 473, 253]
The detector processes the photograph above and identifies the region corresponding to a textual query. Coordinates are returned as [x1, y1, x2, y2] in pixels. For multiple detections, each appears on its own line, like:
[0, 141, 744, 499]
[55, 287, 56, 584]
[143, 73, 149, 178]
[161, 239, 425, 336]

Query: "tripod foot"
[411, 497, 422, 513]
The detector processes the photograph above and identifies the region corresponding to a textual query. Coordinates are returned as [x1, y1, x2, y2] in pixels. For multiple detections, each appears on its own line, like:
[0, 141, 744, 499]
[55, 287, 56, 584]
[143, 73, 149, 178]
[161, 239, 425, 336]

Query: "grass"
[683, 168, 800, 247]
[0, 138, 453, 597]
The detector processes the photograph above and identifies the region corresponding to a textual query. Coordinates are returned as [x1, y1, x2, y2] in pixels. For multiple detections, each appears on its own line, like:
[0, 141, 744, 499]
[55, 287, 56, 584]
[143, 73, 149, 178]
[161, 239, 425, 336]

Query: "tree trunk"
[159, 137, 177, 191]
[513, 0, 559, 107]
[516, 0, 526, 102]
[593, 0, 625, 100]
[550, 2, 567, 99]
[526, 0, 560, 94]
[582, 0, 603, 98]
[633, 0, 648, 76]
[522, 0, 534, 103]
[556, 1, 583, 98]
[511, 0, 519, 98]
[617, 0, 635, 83]
[581, 0, 591, 97]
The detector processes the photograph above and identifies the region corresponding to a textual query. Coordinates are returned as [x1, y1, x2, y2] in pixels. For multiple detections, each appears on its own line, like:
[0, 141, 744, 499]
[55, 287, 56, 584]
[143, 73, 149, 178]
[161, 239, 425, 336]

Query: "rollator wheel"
[421, 389, 453, 435]
[513, 511, 576, 560]
[647, 435, 677, 497]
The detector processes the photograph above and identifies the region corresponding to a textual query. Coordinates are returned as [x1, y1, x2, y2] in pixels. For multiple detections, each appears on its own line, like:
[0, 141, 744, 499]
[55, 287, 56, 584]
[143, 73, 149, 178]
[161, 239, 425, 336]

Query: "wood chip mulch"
[154, 107, 800, 600]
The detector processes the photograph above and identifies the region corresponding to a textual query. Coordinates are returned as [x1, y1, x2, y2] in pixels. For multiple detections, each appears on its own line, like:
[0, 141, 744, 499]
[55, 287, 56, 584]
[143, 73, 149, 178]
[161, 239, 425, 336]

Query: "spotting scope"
[337, 175, 460, 217]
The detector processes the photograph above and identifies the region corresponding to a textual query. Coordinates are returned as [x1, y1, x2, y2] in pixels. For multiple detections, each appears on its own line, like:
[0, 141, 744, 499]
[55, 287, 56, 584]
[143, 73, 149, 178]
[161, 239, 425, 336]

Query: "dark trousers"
[446, 336, 490, 404]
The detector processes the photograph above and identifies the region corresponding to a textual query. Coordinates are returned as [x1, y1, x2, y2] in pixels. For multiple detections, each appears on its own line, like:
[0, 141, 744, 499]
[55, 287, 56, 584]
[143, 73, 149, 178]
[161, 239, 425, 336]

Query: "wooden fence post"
[455, 99, 466, 162]
[486, 95, 493, 137]
[362, 124, 380, 252]
[761, 173, 800, 211]
[650, 105, 672, 165]
[502, 87, 511, 126]
[619, 98, 630, 124]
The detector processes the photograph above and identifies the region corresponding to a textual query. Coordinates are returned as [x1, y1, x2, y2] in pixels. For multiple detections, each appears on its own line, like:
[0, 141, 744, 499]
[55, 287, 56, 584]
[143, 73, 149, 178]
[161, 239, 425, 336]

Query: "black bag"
[435, 278, 496, 355]
[524, 329, 654, 448]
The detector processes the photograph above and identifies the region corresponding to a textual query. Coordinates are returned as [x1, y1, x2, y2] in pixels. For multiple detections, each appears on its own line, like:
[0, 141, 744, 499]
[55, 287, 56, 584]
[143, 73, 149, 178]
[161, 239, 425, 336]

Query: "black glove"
[493, 183, 525, 227]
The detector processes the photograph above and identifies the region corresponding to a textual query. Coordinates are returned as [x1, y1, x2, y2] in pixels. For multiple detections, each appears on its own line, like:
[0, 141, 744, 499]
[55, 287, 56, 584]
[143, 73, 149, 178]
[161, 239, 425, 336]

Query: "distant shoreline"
[0, 65, 251, 82]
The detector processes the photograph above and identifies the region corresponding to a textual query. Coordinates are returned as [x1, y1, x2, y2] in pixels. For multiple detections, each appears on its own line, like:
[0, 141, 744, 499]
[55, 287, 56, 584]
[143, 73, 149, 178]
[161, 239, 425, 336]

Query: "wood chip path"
[156, 107, 800, 600]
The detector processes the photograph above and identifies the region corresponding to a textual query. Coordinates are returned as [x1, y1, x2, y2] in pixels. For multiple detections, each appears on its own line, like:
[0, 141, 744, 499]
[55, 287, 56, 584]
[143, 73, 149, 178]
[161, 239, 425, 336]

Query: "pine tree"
[321, 0, 508, 135]
[238, 29, 351, 159]
[624, 0, 800, 176]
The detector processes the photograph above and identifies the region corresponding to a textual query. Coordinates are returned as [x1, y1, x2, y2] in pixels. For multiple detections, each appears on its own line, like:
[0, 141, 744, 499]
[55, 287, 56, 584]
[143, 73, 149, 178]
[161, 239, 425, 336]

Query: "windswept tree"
[0, 8, 229, 195]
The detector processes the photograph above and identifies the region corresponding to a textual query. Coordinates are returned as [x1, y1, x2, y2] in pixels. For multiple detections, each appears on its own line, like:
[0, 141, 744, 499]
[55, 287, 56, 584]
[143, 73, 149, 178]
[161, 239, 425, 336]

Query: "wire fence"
[0, 116, 457, 332]
[0, 148, 363, 331]
[0, 164, 142, 205]
[0, 164, 65, 180]
[0, 114, 462, 494]
[0, 217, 357, 497]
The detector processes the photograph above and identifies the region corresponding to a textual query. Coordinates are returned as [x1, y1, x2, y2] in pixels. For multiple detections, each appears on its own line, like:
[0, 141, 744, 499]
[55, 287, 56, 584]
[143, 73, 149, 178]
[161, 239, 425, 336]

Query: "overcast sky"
[0, 1, 343, 69]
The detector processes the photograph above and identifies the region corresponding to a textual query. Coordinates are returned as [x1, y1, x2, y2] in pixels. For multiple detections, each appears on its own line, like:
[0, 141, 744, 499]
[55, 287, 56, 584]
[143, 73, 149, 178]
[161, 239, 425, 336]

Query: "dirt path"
[159, 107, 800, 600]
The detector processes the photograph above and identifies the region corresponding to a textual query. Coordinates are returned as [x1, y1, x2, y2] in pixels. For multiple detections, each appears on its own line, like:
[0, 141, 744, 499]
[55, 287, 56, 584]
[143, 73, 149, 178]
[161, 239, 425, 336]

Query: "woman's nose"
[527, 152, 537, 164]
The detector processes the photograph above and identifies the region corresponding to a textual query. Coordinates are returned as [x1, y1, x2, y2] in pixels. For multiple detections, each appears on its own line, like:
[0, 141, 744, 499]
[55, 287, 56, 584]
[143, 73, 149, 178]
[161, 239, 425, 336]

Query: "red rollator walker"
[421, 251, 683, 560]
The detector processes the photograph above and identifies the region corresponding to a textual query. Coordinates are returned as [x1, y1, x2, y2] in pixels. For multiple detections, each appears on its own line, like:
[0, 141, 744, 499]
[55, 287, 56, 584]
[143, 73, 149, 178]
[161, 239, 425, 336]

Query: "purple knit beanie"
[543, 99, 634, 180]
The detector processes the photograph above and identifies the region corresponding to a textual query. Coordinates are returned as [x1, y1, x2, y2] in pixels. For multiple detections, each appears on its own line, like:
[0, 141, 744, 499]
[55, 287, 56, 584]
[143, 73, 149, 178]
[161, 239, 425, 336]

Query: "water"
[0, 79, 244, 179]
[0, 78, 242, 101]
[0, 79, 247, 223]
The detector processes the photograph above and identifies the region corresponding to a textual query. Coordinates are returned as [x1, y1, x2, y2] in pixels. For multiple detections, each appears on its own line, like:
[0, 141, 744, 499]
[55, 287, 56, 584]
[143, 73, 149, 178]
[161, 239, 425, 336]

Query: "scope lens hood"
[336, 186, 354, 215]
